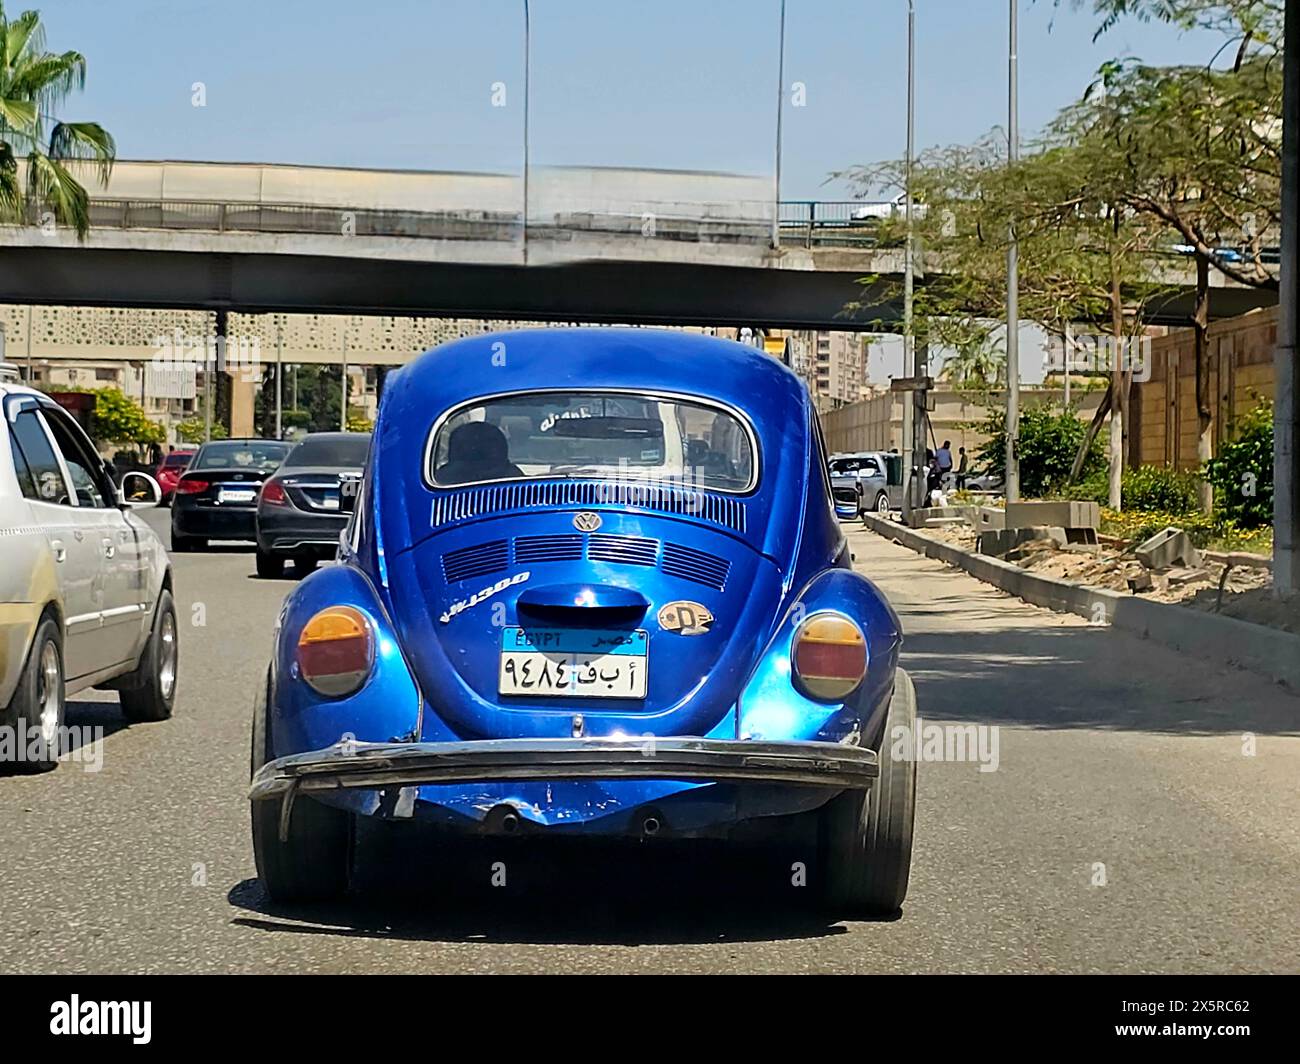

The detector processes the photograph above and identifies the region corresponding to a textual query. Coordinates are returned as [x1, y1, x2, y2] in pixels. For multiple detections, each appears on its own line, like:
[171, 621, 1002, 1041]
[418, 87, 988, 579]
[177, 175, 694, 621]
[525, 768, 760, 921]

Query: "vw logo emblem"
[573, 512, 602, 532]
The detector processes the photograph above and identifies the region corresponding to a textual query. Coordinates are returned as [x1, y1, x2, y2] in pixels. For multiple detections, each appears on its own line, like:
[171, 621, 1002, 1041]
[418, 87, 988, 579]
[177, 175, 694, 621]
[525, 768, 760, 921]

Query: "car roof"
[0, 383, 47, 402]
[383, 328, 806, 433]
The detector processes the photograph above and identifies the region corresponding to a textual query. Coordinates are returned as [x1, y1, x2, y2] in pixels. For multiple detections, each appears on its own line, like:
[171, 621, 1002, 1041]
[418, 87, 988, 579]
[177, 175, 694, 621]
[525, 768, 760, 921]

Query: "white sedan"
[0, 384, 176, 771]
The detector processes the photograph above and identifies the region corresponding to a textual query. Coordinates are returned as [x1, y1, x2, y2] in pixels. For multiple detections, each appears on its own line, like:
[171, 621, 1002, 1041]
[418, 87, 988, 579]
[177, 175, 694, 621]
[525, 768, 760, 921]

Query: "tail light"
[792, 613, 867, 701]
[260, 479, 287, 505]
[175, 477, 209, 495]
[297, 606, 373, 697]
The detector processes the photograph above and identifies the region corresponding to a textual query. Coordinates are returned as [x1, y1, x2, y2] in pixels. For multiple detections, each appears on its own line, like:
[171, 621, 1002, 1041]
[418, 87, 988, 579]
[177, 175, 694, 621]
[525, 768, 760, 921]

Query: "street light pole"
[523, 0, 531, 265]
[1004, 0, 1021, 502]
[1276, 0, 1300, 593]
[773, 0, 787, 249]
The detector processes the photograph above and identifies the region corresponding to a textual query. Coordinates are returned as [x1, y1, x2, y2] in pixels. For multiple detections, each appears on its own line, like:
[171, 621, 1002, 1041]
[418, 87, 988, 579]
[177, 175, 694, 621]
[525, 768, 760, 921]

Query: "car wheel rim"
[878, 497, 889, 514]
[37, 640, 61, 747]
[158, 610, 178, 701]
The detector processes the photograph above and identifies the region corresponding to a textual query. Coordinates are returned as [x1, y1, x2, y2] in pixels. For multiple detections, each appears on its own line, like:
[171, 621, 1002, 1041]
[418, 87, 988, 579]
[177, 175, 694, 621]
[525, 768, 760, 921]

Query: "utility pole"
[522, 0, 531, 265]
[340, 331, 348, 431]
[1277, 0, 1300, 593]
[275, 318, 283, 440]
[1005, 0, 1021, 502]
[772, 0, 787, 249]
[901, 0, 920, 520]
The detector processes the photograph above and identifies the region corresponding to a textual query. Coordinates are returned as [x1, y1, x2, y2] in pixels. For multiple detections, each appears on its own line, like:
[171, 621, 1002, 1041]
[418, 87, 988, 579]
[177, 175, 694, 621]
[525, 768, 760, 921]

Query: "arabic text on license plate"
[218, 487, 255, 503]
[499, 627, 648, 699]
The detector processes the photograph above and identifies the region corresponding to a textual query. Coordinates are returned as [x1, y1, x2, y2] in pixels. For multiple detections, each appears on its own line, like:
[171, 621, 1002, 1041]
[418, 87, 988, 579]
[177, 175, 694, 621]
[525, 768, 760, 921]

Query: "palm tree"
[0, 3, 114, 238]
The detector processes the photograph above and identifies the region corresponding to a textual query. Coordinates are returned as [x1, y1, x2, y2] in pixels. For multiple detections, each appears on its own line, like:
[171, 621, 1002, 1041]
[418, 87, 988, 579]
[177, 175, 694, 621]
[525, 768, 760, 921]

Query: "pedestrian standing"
[956, 446, 968, 489]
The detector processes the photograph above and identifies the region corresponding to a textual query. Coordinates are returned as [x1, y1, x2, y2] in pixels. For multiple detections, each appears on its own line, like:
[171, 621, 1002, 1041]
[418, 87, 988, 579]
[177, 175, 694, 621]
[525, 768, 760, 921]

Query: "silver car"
[828, 451, 904, 517]
[1, 385, 177, 771]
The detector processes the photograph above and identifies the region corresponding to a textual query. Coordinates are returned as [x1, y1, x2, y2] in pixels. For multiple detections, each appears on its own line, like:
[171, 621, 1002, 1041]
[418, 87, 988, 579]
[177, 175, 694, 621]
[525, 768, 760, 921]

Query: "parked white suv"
[0, 385, 177, 771]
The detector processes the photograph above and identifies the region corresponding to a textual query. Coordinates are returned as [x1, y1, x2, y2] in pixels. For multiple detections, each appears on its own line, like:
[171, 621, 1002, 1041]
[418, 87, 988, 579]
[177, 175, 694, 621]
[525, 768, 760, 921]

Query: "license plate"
[499, 627, 648, 699]
[218, 487, 256, 504]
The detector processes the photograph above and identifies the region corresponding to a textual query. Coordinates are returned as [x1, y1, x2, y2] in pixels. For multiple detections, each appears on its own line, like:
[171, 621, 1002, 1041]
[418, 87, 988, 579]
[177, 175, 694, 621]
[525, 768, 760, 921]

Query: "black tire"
[2, 616, 65, 773]
[255, 550, 285, 579]
[250, 669, 352, 902]
[119, 589, 179, 723]
[292, 555, 318, 577]
[818, 668, 917, 917]
[874, 492, 891, 516]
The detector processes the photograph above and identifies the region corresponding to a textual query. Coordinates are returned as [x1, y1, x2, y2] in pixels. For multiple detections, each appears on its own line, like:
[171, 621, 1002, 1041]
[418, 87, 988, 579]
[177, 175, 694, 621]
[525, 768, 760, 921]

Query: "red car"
[155, 449, 196, 504]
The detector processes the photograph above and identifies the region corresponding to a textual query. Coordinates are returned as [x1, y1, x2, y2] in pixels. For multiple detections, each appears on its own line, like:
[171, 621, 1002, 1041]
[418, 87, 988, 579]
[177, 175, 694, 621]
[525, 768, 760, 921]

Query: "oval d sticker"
[658, 600, 714, 635]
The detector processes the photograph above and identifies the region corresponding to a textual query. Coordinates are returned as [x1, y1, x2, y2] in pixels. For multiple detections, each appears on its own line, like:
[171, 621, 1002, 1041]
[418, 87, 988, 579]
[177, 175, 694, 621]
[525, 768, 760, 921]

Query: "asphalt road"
[2, 510, 1297, 973]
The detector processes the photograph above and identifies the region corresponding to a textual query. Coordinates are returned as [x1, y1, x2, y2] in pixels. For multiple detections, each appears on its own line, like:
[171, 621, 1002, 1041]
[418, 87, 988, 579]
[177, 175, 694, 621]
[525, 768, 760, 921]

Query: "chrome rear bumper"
[250, 736, 878, 803]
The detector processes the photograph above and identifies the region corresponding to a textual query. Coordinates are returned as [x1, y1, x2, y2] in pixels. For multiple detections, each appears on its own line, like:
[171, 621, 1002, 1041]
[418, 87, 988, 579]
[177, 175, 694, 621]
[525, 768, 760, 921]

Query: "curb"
[861, 513, 1300, 693]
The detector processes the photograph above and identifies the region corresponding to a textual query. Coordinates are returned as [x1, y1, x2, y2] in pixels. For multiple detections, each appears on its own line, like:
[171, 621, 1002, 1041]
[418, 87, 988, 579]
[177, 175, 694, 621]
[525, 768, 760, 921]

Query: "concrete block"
[1135, 527, 1202, 569]
[976, 507, 1006, 532]
[1127, 570, 1168, 593]
[977, 526, 1067, 558]
[1004, 500, 1099, 531]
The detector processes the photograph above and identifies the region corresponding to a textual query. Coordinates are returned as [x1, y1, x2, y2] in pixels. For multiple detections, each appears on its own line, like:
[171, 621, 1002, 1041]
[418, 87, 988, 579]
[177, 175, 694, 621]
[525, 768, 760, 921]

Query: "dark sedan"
[254, 432, 369, 578]
[170, 439, 293, 551]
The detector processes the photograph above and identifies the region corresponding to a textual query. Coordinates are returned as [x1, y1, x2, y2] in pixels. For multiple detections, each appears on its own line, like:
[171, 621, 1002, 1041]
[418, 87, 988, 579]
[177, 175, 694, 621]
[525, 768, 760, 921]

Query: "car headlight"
[297, 606, 374, 697]
[791, 613, 867, 701]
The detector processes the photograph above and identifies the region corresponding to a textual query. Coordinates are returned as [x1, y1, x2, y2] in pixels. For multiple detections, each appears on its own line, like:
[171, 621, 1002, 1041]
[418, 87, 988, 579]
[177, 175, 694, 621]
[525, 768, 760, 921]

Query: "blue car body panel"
[264, 329, 902, 832]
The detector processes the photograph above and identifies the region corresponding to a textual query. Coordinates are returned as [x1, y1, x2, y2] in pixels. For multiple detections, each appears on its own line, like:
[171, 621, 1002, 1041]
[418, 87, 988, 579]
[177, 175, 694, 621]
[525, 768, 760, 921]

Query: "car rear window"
[193, 440, 292, 472]
[282, 435, 370, 468]
[429, 391, 755, 492]
[163, 452, 192, 467]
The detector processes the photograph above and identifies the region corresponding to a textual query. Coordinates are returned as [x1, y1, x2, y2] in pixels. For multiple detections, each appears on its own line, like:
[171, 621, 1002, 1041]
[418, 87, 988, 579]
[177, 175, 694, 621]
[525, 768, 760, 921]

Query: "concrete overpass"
[0, 160, 1277, 329]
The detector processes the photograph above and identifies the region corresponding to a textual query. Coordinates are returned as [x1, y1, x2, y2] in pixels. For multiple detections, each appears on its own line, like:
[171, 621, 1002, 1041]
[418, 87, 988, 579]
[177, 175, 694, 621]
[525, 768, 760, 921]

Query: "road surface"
[1, 512, 1296, 973]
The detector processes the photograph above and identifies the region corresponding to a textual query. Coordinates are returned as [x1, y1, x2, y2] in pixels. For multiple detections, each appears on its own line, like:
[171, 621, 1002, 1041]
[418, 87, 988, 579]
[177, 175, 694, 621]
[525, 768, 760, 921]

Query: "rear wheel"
[250, 670, 351, 902]
[3, 616, 64, 773]
[119, 589, 179, 723]
[874, 492, 890, 516]
[818, 668, 917, 917]
[255, 549, 285, 579]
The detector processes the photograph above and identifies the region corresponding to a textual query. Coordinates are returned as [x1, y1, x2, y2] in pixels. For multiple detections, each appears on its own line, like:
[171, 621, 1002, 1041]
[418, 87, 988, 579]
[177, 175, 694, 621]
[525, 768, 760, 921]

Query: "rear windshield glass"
[283, 435, 370, 468]
[430, 391, 755, 492]
[193, 440, 292, 472]
[163, 452, 192, 467]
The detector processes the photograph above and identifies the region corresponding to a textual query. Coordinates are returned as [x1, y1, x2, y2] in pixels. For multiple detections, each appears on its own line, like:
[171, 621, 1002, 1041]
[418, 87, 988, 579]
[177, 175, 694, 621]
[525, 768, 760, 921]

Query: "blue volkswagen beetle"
[249, 328, 917, 914]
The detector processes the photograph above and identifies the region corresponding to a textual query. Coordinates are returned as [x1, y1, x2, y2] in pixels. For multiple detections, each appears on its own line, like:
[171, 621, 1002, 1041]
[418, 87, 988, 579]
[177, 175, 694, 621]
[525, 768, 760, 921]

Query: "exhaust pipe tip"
[641, 815, 661, 837]
[501, 811, 520, 834]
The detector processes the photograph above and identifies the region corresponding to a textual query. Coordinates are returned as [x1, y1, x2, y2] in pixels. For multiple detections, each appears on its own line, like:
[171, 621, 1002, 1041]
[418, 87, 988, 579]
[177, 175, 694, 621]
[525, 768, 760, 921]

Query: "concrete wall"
[1131, 306, 1277, 470]
[821, 387, 1106, 463]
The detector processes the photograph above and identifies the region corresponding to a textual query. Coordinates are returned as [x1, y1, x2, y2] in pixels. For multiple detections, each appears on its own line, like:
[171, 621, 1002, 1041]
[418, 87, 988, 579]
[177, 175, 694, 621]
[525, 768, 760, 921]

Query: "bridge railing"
[76, 199, 523, 242]
[778, 201, 895, 249]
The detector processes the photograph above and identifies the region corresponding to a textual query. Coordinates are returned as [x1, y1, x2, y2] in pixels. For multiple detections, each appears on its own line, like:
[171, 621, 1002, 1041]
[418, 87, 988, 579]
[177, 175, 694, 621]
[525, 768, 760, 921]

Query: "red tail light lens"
[260, 479, 287, 505]
[792, 614, 867, 701]
[175, 477, 209, 495]
[297, 606, 373, 697]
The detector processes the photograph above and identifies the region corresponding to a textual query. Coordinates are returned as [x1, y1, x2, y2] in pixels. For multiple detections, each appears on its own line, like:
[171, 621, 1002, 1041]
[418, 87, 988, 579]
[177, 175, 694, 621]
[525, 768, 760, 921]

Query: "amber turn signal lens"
[297, 606, 373, 697]
[792, 614, 867, 701]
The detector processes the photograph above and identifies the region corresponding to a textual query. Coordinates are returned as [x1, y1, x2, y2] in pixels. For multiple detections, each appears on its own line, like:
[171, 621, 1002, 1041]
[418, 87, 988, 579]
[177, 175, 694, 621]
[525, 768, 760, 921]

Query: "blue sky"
[41, 0, 1222, 200]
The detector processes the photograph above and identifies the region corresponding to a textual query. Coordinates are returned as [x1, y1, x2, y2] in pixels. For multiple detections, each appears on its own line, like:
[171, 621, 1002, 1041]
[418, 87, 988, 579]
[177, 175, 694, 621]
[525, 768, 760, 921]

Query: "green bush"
[1121, 465, 1202, 515]
[1204, 400, 1273, 528]
[974, 402, 1106, 497]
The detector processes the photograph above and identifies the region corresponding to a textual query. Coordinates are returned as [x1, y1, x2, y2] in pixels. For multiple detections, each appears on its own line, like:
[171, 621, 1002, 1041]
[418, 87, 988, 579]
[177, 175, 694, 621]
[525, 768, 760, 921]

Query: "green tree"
[0, 3, 115, 236]
[974, 402, 1107, 498]
[71, 387, 164, 447]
